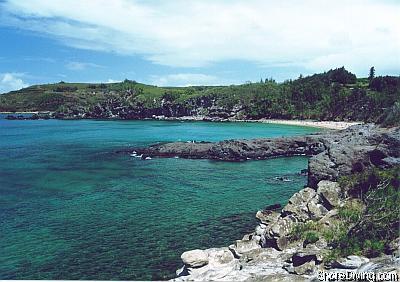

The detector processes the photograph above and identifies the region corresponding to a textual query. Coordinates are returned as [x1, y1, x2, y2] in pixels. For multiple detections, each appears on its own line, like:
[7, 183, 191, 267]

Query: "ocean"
[0, 116, 319, 280]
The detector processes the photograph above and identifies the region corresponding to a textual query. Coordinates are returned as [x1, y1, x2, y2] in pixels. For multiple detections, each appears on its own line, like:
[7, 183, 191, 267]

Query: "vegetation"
[0, 67, 399, 125]
[289, 221, 321, 246]
[289, 166, 399, 261]
[337, 166, 400, 257]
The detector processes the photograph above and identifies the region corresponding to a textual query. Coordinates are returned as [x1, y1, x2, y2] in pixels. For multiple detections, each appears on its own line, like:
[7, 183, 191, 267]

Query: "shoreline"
[256, 119, 362, 130]
[1, 112, 362, 130]
[0, 111, 51, 114]
[169, 124, 400, 281]
[153, 115, 362, 130]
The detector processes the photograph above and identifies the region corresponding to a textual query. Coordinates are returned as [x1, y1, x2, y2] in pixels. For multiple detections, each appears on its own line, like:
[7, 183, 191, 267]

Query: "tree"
[327, 67, 357, 84]
[369, 67, 375, 81]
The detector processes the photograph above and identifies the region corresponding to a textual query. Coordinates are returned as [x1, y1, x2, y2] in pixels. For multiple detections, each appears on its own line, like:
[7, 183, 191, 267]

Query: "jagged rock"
[319, 209, 339, 226]
[293, 260, 315, 275]
[356, 254, 400, 273]
[270, 215, 297, 237]
[132, 125, 400, 184]
[282, 263, 295, 274]
[231, 239, 261, 256]
[276, 236, 289, 251]
[206, 247, 235, 265]
[292, 252, 318, 267]
[181, 249, 209, 268]
[283, 187, 328, 221]
[175, 266, 189, 277]
[300, 244, 325, 263]
[317, 180, 341, 208]
[263, 203, 282, 211]
[170, 125, 400, 281]
[255, 225, 266, 236]
[313, 238, 328, 250]
[256, 210, 280, 225]
[388, 238, 400, 257]
[287, 188, 317, 206]
[242, 233, 253, 241]
[307, 196, 328, 219]
[282, 188, 316, 221]
[332, 255, 369, 269]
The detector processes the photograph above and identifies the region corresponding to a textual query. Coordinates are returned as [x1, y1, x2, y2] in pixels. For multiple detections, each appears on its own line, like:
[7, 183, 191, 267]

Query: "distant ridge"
[1, 67, 399, 126]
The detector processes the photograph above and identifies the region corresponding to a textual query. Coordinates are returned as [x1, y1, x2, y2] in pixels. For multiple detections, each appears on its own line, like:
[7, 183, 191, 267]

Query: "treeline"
[184, 67, 399, 124]
[0, 67, 399, 125]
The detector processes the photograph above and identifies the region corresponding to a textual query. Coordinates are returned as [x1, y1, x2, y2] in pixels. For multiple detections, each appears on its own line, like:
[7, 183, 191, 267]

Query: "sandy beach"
[155, 115, 362, 130]
[255, 119, 362, 130]
[1, 112, 362, 130]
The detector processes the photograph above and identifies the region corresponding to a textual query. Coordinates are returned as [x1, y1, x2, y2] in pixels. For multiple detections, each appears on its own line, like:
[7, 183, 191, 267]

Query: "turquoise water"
[0, 116, 319, 280]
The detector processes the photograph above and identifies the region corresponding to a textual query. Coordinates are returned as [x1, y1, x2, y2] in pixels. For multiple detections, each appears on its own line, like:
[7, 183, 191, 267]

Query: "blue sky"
[0, 0, 399, 93]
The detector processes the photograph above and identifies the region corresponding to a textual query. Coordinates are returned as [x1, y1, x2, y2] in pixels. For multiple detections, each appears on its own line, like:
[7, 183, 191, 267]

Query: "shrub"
[289, 220, 323, 242]
[304, 231, 319, 245]
[326, 166, 400, 260]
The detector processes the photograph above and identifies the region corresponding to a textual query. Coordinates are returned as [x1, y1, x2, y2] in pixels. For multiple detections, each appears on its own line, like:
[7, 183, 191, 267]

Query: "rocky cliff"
[130, 124, 400, 281]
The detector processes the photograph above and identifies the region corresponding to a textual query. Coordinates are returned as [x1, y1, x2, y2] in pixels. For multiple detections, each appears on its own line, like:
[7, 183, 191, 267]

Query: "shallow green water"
[0, 117, 319, 280]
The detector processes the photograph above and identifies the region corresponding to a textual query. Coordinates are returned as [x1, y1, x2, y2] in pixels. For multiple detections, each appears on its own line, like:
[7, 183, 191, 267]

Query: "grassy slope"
[0, 69, 399, 124]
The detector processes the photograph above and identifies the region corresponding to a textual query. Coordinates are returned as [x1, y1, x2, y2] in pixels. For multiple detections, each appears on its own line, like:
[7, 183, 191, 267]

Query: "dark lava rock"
[130, 124, 400, 188]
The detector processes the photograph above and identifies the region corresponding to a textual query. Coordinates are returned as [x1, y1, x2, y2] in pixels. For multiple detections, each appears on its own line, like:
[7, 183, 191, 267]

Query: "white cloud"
[0, 73, 29, 94]
[65, 61, 103, 70]
[1, 0, 400, 76]
[150, 73, 219, 86]
[23, 57, 56, 63]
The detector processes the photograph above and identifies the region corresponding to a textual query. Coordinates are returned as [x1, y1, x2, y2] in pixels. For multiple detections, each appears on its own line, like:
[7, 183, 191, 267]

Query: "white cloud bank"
[1, 0, 400, 76]
[0, 73, 28, 93]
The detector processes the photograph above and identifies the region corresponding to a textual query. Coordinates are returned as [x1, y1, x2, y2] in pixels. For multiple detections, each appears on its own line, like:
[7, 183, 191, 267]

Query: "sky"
[0, 0, 399, 93]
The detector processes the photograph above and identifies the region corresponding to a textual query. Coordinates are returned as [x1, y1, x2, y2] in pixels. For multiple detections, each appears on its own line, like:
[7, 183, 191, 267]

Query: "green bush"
[326, 166, 400, 260]
[304, 231, 319, 244]
[289, 220, 323, 242]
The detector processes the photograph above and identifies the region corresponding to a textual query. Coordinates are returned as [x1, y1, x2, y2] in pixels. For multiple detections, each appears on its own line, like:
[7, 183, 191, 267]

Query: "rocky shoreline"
[130, 124, 400, 281]
[132, 124, 400, 187]
[3, 112, 360, 130]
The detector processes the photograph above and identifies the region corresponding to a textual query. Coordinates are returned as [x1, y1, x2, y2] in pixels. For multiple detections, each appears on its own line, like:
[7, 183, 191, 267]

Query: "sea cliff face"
[131, 124, 400, 281]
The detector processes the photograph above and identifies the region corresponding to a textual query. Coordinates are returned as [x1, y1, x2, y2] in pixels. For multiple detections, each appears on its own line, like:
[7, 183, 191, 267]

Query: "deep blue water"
[0, 116, 319, 280]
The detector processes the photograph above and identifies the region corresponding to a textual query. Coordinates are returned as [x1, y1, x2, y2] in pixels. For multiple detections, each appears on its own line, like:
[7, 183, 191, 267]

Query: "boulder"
[283, 187, 329, 221]
[332, 255, 369, 269]
[263, 203, 282, 211]
[255, 224, 266, 236]
[282, 188, 317, 221]
[233, 239, 260, 255]
[181, 249, 209, 268]
[275, 236, 289, 251]
[317, 181, 342, 209]
[270, 215, 297, 237]
[307, 196, 328, 219]
[388, 238, 400, 258]
[300, 244, 326, 262]
[206, 247, 235, 265]
[256, 210, 280, 225]
[292, 252, 318, 267]
[293, 260, 316, 275]
[319, 209, 339, 226]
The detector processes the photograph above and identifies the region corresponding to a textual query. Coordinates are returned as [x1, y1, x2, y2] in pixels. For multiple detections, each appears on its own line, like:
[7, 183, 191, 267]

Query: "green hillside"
[1, 68, 399, 126]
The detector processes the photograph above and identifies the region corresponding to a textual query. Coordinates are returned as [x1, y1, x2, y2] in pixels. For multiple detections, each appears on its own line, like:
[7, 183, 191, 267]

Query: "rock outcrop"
[132, 135, 325, 162]
[172, 180, 400, 281]
[132, 124, 400, 188]
[155, 124, 400, 281]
